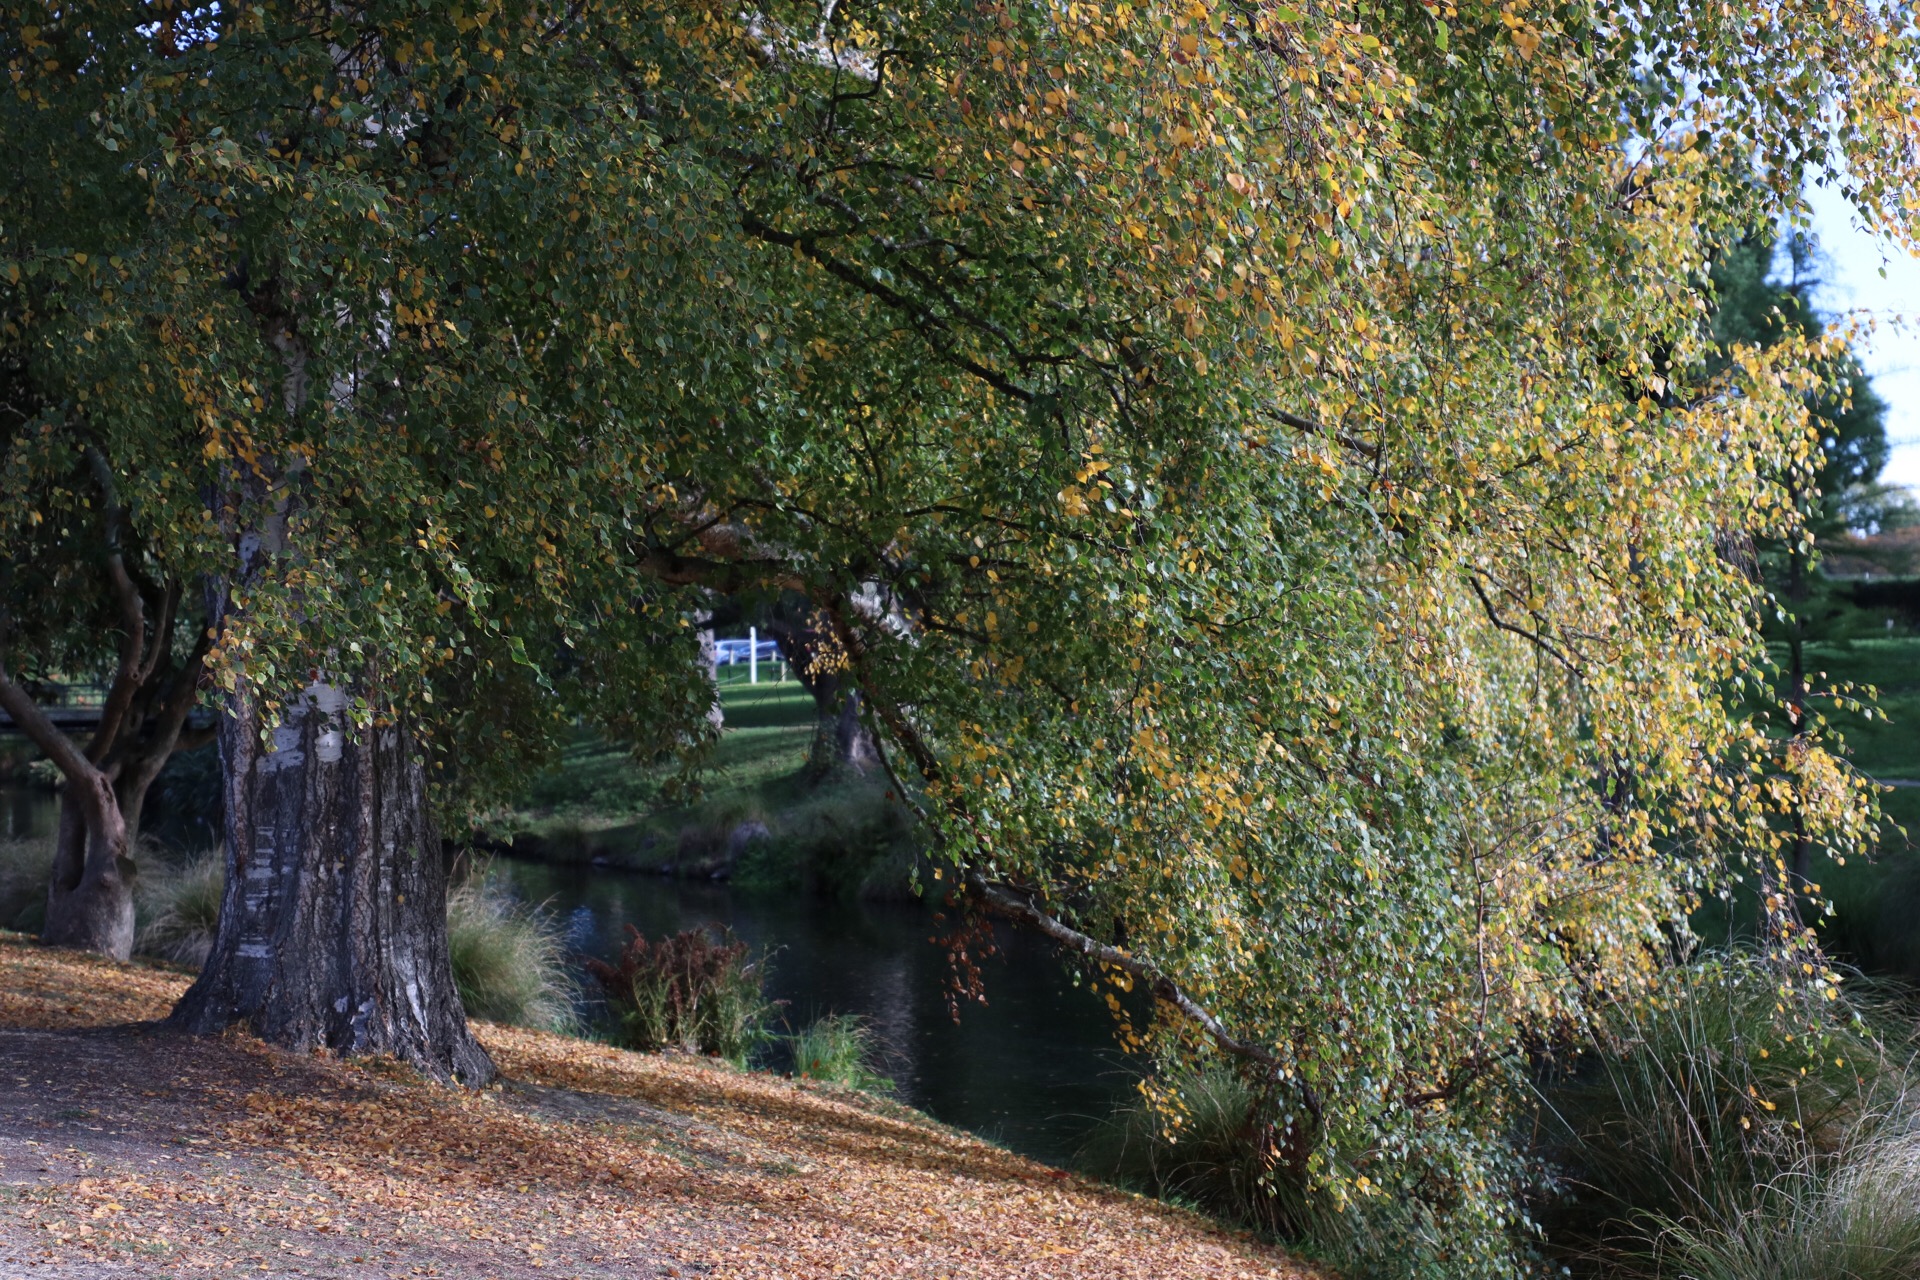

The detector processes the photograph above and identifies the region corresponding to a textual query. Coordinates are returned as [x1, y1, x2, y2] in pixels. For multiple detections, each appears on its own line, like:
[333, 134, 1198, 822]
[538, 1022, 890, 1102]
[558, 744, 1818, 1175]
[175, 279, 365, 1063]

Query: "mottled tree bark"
[168, 682, 494, 1085]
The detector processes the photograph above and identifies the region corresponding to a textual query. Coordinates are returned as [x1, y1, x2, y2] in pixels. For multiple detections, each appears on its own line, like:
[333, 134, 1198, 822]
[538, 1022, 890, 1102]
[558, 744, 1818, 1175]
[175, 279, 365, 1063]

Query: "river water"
[0, 778, 1141, 1167]
[495, 857, 1143, 1167]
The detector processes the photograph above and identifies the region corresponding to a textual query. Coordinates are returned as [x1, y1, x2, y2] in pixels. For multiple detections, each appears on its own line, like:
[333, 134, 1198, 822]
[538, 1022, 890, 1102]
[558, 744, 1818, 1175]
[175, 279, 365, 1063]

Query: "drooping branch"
[1468, 571, 1580, 674]
[816, 594, 1325, 1114]
[966, 872, 1323, 1120]
[629, 521, 1322, 1109]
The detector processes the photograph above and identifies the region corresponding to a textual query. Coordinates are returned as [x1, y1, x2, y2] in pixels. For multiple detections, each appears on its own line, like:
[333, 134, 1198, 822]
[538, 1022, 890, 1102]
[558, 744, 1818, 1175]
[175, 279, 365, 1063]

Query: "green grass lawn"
[1752, 633, 1920, 982]
[510, 681, 816, 824]
[488, 680, 919, 897]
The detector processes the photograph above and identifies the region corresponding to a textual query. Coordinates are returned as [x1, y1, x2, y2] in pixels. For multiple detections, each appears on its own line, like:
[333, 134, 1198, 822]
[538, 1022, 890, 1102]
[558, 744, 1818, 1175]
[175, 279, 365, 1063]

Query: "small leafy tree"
[0, 396, 212, 958]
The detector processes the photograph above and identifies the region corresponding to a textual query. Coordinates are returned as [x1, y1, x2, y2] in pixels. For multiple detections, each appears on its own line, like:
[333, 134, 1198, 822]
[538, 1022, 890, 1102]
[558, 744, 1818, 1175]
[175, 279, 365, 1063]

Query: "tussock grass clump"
[789, 1014, 892, 1092]
[135, 849, 224, 966]
[1532, 951, 1920, 1278]
[585, 924, 774, 1064]
[0, 836, 53, 933]
[446, 872, 577, 1033]
[1079, 1065, 1312, 1237]
[1656, 1126, 1920, 1280]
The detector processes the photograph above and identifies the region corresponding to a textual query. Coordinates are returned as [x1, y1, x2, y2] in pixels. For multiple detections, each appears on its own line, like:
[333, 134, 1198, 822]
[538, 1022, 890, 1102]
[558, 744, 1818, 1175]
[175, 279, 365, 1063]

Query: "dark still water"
[0, 771, 1144, 1167]
[496, 858, 1144, 1167]
[3, 785, 55, 841]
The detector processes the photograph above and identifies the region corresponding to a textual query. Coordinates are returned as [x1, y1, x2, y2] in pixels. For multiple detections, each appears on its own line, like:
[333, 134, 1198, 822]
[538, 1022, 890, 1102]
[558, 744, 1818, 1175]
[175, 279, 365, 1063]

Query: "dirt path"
[0, 935, 1317, 1279]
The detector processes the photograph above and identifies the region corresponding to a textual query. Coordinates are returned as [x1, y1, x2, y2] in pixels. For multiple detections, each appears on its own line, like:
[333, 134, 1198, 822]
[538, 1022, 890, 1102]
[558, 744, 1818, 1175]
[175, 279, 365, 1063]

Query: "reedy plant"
[585, 925, 775, 1065]
[788, 1014, 893, 1093]
[1531, 953, 1920, 1277]
[445, 871, 578, 1034]
[134, 848, 224, 968]
[1654, 1125, 1920, 1280]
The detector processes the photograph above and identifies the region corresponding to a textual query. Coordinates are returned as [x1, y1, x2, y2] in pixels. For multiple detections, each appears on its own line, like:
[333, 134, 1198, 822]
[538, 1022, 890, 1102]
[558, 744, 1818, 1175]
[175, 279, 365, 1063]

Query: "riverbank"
[484, 683, 924, 898]
[0, 935, 1312, 1279]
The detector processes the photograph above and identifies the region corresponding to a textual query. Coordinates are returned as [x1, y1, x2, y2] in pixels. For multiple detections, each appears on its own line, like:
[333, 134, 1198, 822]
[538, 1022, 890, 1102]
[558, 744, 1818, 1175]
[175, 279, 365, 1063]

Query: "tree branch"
[1468, 572, 1579, 674]
[0, 673, 97, 784]
[1269, 407, 1381, 462]
[83, 446, 148, 762]
[739, 213, 1035, 404]
[966, 873, 1323, 1120]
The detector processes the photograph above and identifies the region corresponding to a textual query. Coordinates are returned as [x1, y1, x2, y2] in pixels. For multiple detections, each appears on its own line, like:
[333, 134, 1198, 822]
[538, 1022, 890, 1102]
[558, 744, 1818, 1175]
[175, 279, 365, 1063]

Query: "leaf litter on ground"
[0, 933, 1319, 1279]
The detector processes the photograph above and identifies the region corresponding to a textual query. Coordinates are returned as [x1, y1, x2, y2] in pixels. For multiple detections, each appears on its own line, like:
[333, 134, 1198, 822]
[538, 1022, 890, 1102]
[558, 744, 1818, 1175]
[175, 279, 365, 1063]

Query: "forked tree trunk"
[41, 730, 193, 958]
[168, 682, 494, 1085]
[42, 772, 136, 960]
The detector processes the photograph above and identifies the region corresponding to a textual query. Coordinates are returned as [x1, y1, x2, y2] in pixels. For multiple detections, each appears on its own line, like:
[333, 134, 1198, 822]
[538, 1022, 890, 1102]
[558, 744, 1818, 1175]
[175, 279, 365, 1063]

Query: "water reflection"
[3, 785, 55, 840]
[497, 858, 1144, 1167]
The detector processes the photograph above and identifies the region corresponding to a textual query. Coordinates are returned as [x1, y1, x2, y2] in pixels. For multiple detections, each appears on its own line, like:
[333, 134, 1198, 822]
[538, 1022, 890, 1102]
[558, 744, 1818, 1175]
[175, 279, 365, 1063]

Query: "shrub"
[585, 924, 775, 1064]
[0, 836, 52, 933]
[446, 871, 577, 1032]
[789, 1013, 892, 1092]
[135, 848, 225, 966]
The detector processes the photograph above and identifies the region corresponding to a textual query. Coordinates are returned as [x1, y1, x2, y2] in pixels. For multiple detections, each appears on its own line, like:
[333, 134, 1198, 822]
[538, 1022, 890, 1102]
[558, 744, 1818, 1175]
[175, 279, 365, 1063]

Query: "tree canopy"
[6, 0, 1919, 1272]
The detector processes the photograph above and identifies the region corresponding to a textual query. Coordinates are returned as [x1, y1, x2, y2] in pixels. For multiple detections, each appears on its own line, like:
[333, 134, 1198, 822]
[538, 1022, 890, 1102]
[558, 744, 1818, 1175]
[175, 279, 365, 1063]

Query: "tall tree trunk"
[41, 770, 135, 960]
[769, 612, 874, 781]
[1786, 540, 1812, 894]
[168, 682, 494, 1085]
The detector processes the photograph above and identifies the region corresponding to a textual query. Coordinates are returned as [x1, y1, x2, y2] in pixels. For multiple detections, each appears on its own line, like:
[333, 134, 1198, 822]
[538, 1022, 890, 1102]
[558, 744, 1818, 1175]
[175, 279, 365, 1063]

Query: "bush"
[585, 924, 775, 1064]
[1531, 952, 1920, 1277]
[446, 871, 577, 1033]
[135, 848, 225, 966]
[0, 836, 52, 933]
[789, 1014, 892, 1092]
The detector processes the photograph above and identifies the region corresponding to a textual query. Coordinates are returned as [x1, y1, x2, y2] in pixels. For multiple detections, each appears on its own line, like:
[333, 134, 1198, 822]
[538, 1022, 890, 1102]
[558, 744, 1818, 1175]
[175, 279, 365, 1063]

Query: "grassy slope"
[0, 935, 1315, 1280]
[487, 680, 918, 894]
[508, 681, 820, 834]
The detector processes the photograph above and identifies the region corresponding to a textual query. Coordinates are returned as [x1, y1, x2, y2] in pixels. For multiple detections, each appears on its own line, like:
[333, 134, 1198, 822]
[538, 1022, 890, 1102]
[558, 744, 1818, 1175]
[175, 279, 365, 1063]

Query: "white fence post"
[749, 626, 758, 684]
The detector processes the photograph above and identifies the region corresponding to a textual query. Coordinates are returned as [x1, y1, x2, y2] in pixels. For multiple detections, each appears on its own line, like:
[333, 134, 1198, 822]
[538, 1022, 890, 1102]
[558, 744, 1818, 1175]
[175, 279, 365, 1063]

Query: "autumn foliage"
[5, 0, 1920, 1274]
